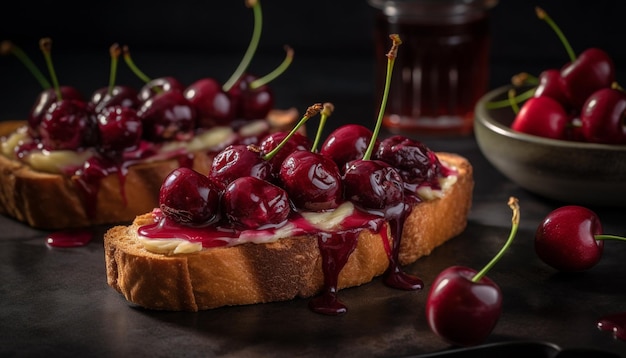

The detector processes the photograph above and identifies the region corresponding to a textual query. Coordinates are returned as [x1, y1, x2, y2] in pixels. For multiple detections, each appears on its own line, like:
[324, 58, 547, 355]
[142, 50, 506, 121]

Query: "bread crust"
[104, 153, 473, 311]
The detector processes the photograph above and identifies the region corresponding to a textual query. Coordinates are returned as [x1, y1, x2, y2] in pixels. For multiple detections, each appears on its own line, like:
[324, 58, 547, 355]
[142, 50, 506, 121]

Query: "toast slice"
[104, 152, 473, 311]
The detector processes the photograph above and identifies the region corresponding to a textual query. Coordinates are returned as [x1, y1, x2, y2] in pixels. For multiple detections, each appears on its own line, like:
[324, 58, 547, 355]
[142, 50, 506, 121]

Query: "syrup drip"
[309, 230, 361, 315]
[46, 229, 93, 247]
[597, 312, 626, 341]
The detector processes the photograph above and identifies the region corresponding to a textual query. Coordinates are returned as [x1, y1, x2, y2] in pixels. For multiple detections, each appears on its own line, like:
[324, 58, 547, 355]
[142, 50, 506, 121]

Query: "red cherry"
[137, 90, 197, 142]
[533, 69, 571, 110]
[227, 73, 274, 121]
[89, 85, 139, 113]
[96, 105, 143, 154]
[28, 86, 84, 138]
[279, 150, 343, 211]
[221, 176, 291, 230]
[137, 76, 185, 102]
[184, 77, 236, 128]
[259, 131, 312, 177]
[320, 124, 374, 171]
[39, 99, 95, 150]
[159, 167, 221, 227]
[535, 205, 607, 272]
[208, 144, 271, 188]
[426, 266, 502, 347]
[426, 197, 520, 346]
[511, 96, 569, 139]
[560, 47, 616, 110]
[580, 87, 626, 144]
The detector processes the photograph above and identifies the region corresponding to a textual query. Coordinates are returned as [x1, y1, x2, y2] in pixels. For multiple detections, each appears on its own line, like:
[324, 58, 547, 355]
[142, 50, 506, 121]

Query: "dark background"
[2, 0, 626, 130]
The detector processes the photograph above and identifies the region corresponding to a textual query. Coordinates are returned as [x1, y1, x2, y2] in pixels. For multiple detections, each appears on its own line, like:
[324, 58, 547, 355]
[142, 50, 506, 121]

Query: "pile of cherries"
[505, 7, 626, 144]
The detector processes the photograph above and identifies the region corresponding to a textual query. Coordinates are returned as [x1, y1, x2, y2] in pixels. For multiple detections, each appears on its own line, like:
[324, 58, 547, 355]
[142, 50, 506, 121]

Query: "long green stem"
[311, 103, 334, 152]
[363, 34, 401, 161]
[535, 7, 576, 62]
[1, 40, 51, 89]
[108, 44, 121, 95]
[223, 0, 263, 92]
[39, 38, 62, 99]
[122, 45, 152, 84]
[485, 88, 535, 109]
[596, 235, 626, 241]
[249, 45, 294, 89]
[262, 103, 322, 161]
[473, 197, 520, 283]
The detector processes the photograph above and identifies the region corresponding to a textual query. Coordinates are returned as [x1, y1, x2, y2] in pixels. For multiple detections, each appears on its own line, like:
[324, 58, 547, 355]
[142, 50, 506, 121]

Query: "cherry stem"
[363, 34, 402, 161]
[108, 43, 121, 95]
[1, 40, 52, 89]
[472, 197, 520, 283]
[311, 102, 334, 152]
[122, 45, 152, 84]
[535, 7, 576, 62]
[249, 45, 294, 89]
[595, 234, 626, 242]
[507, 88, 520, 114]
[485, 88, 535, 109]
[262, 103, 323, 161]
[223, 0, 263, 92]
[512, 72, 538, 87]
[39, 38, 62, 100]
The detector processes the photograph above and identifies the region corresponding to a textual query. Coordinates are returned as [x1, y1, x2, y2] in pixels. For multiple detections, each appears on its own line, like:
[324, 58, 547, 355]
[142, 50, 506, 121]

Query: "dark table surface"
[2, 42, 626, 357]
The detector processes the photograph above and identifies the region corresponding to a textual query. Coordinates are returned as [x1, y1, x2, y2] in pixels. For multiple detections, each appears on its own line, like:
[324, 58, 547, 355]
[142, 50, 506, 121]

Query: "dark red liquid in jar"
[374, 8, 492, 135]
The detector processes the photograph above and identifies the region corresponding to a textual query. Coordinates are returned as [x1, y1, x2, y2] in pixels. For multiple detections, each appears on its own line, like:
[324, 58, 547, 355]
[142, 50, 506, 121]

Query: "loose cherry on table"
[426, 197, 520, 347]
[534, 205, 626, 272]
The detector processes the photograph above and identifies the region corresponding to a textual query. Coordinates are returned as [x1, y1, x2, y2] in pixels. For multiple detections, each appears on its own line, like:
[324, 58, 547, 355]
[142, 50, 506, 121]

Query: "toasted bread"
[104, 152, 473, 311]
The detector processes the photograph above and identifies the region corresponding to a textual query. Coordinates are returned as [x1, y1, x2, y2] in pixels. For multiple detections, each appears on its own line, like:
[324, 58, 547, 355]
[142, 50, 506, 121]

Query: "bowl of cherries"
[474, 7, 626, 207]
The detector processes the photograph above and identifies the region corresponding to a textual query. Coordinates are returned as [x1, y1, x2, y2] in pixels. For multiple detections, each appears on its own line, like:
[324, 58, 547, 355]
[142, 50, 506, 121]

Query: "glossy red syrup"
[46, 229, 93, 247]
[598, 312, 626, 341]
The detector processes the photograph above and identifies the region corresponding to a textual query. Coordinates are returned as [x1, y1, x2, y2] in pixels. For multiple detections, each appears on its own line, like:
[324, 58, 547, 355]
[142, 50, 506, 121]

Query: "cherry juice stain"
[598, 312, 626, 341]
[46, 229, 94, 248]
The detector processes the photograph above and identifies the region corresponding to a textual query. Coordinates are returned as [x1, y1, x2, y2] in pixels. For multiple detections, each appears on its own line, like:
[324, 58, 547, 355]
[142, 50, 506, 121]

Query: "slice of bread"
[0, 110, 298, 230]
[104, 152, 473, 311]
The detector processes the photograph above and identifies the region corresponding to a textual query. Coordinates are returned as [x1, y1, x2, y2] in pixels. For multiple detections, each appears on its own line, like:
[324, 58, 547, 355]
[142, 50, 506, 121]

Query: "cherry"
[560, 47, 616, 111]
[534, 205, 626, 272]
[320, 124, 374, 172]
[510, 96, 569, 139]
[136, 90, 197, 142]
[426, 197, 520, 347]
[28, 86, 84, 138]
[40, 98, 94, 150]
[259, 130, 312, 177]
[533, 69, 571, 110]
[221, 176, 291, 230]
[208, 144, 271, 188]
[121, 45, 184, 102]
[184, 77, 236, 128]
[227, 72, 274, 120]
[579, 86, 626, 144]
[159, 167, 221, 226]
[279, 150, 343, 212]
[375, 135, 446, 190]
[96, 105, 143, 154]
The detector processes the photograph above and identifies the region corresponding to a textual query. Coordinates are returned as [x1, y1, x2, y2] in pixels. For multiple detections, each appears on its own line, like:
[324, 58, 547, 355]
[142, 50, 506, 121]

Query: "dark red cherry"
[221, 176, 290, 230]
[533, 69, 571, 110]
[580, 87, 626, 144]
[375, 135, 444, 188]
[227, 73, 274, 120]
[535, 205, 604, 272]
[208, 144, 271, 188]
[96, 105, 143, 154]
[28, 86, 84, 138]
[39, 99, 94, 150]
[137, 76, 185, 102]
[320, 124, 374, 171]
[259, 131, 312, 176]
[342, 159, 404, 219]
[560, 47, 616, 110]
[511, 96, 569, 139]
[279, 150, 343, 211]
[159, 167, 221, 226]
[184, 77, 236, 128]
[426, 266, 502, 347]
[137, 90, 197, 142]
[89, 85, 140, 113]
